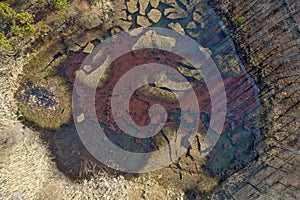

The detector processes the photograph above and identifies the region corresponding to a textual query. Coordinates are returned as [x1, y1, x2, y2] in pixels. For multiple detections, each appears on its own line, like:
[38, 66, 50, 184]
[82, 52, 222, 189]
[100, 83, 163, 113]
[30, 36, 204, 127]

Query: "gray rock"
[128, 14, 133, 21]
[178, 0, 188, 6]
[118, 10, 127, 20]
[164, 6, 187, 19]
[148, 9, 162, 23]
[150, 0, 160, 8]
[168, 22, 185, 34]
[83, 43, 94, 54]
[115, 20, 133, 31]
[161, 0, 177, 6]
[0, 138, 7, 146]
[137, 15, 152, 27]
[139, 0, 149, 15]
[127, 0, 138, 14]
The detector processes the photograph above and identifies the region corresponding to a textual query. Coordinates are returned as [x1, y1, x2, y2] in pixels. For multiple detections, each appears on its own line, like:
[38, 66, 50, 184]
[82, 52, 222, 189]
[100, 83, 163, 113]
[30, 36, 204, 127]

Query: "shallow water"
[41, 0, 261, 179]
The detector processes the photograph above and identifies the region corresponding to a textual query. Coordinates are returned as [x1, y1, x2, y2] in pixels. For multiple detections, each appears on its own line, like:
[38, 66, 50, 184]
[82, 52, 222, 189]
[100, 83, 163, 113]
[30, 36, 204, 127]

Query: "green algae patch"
[17, 76, 71, 130]
[236, 17, 246, 26]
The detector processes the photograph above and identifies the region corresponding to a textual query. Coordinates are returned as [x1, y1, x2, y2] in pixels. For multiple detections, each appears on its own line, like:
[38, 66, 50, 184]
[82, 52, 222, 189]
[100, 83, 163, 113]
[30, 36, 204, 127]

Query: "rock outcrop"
[208, 0, 300, 199]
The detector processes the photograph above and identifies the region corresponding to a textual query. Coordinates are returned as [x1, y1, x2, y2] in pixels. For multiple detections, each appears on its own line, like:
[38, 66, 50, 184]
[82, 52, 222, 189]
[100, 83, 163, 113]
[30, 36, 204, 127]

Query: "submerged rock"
[186, 21, 197, 29]
[193, 11, 205, 28]
[17, 78, 71, 130]
[177, 65, 202, 80]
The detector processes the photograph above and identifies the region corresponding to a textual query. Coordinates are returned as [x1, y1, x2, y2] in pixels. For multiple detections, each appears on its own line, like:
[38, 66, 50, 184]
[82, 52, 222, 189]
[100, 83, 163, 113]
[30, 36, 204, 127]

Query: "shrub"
[36, 20, 50, 35]
[0, 2, 38, 50]
[0, 2, 16, 22]
[0, 2, 37, 37]
[0, 32, 13, 52]
[10, 10, 36, 37]
[53, 0, 70, 18]
[10, 23, 36, 38]
[54, 0, 69, 11]
[16, 10, 35, 25]
[236, 17, 246, 26]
